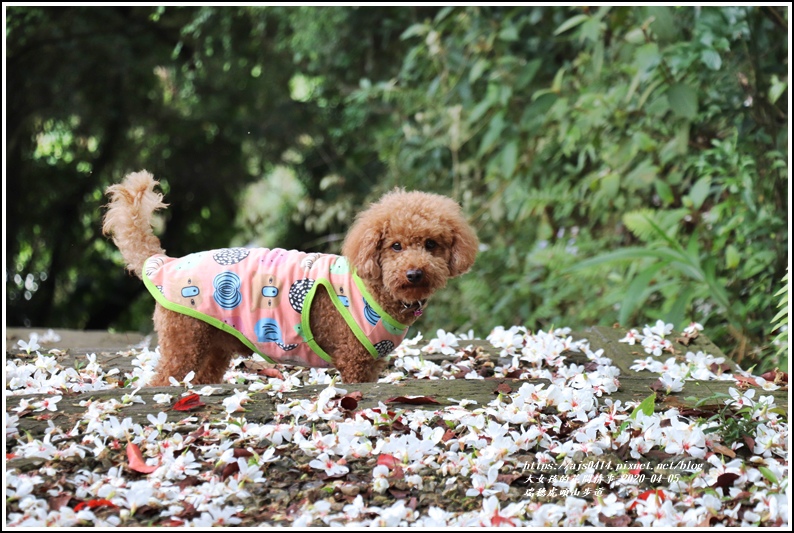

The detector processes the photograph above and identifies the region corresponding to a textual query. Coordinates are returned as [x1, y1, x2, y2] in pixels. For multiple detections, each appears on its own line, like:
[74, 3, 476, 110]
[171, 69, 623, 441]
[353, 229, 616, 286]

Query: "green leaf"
[668, 83, 699, 120]
[758, 466, 778, 485]
[601, 172, 621, 198]
[688, 176, 711, 210]
[554, 14, 589, 36]
[469, 59, 489, 84]
[521, 93, 557, 128]
[645, 6, 678, 42]
[654, 179, 674, 206]
[624, 159, 658, 190]
[501, 140, 519, 178]
[700, 49, 722, 70]
[768, 74, 787, 104]
[516, 59, 542, 89]
[564, 246, 680, 273]
[665, 288, 694, 326]
[478, 113, 505, 156]
[725, 245, 740, 270]
[619, 261, 667, 325]
[498, 25, 519, 42]
[616, 393, 656, 436]
[635, 43, 660, 73]
[623, 209, 686, 243]
[634, 393, 657, 417]
[433, 6, 455, 22]
[624, 27, 645, 44]
[400, 23, 428, 40]
[580, 18, 601, 42]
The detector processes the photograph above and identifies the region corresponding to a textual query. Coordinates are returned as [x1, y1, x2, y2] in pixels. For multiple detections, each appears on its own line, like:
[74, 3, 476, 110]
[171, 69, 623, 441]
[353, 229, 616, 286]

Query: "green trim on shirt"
[142, 270, 277, 364]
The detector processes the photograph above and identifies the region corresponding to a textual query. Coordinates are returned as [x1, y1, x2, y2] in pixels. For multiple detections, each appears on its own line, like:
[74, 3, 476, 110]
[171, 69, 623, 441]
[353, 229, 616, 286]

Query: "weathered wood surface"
[5, 326, 788, 447]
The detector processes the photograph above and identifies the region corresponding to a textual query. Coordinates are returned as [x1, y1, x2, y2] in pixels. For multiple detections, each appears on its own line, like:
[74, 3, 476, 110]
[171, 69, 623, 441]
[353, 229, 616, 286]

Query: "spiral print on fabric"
[213, 271, 242, 309]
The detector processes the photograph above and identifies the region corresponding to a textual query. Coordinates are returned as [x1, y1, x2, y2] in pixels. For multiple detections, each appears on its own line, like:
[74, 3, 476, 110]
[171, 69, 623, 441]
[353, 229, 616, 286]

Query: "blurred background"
[5, 6, 789, 371]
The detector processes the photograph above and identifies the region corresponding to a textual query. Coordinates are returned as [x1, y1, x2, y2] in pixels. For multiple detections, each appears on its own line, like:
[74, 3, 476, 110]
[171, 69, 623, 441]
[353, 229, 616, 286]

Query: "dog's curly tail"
[103, 170, 167, 279]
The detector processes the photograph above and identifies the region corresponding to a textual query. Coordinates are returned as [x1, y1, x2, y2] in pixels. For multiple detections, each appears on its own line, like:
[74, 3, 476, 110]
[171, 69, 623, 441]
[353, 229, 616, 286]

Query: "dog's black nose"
[406, 269, 424, 284]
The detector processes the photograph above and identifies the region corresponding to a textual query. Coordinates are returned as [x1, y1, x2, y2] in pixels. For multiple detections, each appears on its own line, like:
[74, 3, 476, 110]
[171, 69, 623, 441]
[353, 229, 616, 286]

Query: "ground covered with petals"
[4, 324, 789, 527]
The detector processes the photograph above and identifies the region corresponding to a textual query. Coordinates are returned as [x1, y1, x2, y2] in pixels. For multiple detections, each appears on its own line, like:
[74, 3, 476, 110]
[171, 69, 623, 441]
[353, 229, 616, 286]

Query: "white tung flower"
[618, 329, 640, 345]
[658, 373, 684, 394]
[422, 329, 459, 355]
[728, 387, 755, 409]
[32, 395, 62, 412]
[17, 337, 41, 354]
[309, 453, 349, 477]
[223, 389, 251, 413]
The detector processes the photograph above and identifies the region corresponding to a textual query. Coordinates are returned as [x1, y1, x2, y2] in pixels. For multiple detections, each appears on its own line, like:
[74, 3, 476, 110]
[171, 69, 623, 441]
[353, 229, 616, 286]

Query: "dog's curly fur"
[103, 171, 478, 385]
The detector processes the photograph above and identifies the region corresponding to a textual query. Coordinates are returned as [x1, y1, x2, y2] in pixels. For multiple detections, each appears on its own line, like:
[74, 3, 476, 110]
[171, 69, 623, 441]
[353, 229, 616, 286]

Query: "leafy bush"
[7, 7, 787, 371]
[354, 6, 788, 369]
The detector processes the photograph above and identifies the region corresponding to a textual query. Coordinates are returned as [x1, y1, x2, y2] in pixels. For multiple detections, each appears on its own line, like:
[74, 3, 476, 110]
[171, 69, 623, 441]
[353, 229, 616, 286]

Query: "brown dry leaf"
[734, 375, 760, 388]
[497, 472, 524, 485]
[679, 405, 721, 418]
[709, 362, 733, 374]
[710, 442, 736, 458]
[407, 496, 418, 510]
[221, 461, 240, 480]
[340, 396, 359, 411]
[340, 391, 363, 411]
[258, 368, 285, 379]
[48, 492, 72, 511]
[661, 396, 691, 409]
[233, 448, 254, 459]
[712, 472, 740, 491]
[599, 513, 631, 527]
[644, 449, 675, 461]
[388, 488, 409, 499]
[761, 369, 787, 384]
[178, 476, 202, 490]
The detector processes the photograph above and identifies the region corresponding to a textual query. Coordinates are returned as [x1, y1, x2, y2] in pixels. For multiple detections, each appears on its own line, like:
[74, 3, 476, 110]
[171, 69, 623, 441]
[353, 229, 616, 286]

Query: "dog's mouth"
[395, 282, 435, 303]
[400, 279, 431, 290]
[383, 266, 446, 308]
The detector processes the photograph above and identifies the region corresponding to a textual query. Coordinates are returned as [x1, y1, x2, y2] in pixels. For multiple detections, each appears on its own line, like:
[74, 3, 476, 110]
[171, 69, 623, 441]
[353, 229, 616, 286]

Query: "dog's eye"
[425, 239, 437, 251]
[391, 242, 402, 252]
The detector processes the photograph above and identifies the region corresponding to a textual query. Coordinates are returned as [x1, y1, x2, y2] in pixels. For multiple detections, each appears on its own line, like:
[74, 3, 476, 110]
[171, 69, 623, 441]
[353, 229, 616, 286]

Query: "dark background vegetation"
[5, 6, 789, 371]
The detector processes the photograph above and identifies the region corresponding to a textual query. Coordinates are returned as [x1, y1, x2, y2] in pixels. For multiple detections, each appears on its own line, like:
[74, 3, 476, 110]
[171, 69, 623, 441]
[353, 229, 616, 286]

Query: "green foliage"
[700, 398, 762, 449]
[354, 6, 788, 369]
[6, 7, 788, 372]
[770, 270, 789, 370]
[697, 391, 787, 450]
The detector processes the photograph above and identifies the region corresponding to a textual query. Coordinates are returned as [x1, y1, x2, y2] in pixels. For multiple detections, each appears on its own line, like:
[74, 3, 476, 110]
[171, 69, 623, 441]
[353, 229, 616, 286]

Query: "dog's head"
[341, 189, 478, 305]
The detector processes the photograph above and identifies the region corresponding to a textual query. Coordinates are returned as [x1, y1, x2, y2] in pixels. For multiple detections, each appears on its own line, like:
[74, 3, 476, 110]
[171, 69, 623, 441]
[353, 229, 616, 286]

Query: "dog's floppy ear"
[448, 215, 479, 277]
[342, 220, 383, 280]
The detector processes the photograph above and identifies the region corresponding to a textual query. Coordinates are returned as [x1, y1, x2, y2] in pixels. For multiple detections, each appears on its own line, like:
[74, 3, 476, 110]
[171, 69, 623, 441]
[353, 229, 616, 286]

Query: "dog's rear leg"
[150, 304, 249, 386]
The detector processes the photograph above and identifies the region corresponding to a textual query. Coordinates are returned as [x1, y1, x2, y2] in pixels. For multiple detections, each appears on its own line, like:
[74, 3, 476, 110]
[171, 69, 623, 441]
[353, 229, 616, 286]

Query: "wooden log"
[5, 326, 788, 446]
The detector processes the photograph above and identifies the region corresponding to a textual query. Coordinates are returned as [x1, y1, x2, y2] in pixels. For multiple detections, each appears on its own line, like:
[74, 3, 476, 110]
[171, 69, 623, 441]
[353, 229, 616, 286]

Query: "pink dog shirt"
[143, 248, 410, 368]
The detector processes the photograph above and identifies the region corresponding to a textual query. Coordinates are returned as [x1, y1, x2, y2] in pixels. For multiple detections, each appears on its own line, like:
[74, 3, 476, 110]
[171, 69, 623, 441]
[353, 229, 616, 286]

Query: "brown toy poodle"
[103, 171, 478, 385]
